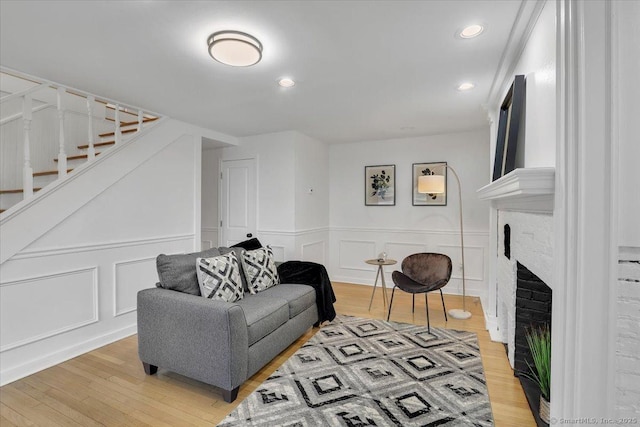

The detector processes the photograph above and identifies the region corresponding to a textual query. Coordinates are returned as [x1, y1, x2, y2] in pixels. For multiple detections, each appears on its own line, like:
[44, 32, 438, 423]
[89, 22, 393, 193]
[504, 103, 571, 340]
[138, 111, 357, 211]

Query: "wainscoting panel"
[301, 240, 325, 264]
[0, 234, 195, 386]
[339, 240, 377, 271]
[0, 267, 98, 352]
[330, 228, 489, 300]
[114, 256, 157, 317]
[383, 242, 428, 265]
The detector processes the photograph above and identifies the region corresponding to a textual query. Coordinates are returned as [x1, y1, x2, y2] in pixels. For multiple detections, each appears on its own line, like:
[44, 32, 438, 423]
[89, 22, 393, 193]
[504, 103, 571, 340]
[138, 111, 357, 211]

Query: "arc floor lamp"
[418, 165, 472, 320]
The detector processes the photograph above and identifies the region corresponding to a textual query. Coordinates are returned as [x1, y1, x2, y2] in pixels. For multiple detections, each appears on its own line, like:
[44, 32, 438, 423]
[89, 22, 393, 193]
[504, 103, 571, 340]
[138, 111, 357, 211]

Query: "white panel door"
[220, 158, 256, 246]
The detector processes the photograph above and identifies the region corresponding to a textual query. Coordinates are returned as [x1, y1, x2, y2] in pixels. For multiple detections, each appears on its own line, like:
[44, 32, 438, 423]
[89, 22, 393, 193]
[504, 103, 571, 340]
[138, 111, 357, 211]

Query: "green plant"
[524, 324, 551, 400]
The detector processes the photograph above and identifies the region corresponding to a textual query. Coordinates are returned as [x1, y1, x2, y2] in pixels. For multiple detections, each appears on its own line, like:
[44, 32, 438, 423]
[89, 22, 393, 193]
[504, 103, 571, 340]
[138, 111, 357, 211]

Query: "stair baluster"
[57, 87, 67, 178]
[137, 110, 143, 132]
[114, 105, 121, 145]
[22, 95, 34, 198]
[86, 95, 96, 160]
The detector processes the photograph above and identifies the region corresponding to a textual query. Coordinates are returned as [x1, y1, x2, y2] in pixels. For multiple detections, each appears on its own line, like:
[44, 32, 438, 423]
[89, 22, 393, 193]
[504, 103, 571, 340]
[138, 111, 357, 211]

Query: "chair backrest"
[401, 253, 452, 286]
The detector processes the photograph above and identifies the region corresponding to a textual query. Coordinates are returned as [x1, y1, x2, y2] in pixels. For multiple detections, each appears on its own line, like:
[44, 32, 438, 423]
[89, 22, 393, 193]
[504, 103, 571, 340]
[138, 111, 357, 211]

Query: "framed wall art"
[492, 74, 525, 181]
[365, 165, 395, 206]
[412, 162, 447, 206]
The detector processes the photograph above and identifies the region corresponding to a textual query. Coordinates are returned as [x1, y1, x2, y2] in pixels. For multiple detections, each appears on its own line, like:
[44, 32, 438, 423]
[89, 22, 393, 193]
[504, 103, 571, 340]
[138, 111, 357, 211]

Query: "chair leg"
[440, 289, 448, 322]
[412, 294, 415, 313]
[386, 287, 396, 322]
[425, 293, 431, 334]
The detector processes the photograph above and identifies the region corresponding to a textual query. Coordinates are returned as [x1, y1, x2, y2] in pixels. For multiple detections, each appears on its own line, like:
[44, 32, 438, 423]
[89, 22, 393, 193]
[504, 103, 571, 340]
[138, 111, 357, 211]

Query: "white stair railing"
[114, 105, 121, 145]
[56, 87, 67, 178]
[22, 95, 33, 198]
[0, 68, 162, 214]
[86, 96, 96, 160]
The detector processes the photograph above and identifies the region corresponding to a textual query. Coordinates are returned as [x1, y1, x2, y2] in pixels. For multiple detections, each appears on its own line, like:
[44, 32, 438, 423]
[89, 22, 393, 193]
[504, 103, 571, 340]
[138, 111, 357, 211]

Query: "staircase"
[0, 68, 160, 214]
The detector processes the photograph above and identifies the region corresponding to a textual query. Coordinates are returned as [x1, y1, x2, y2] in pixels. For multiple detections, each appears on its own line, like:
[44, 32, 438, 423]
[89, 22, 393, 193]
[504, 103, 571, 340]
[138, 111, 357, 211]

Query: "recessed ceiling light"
[457, 82, 475, 91]
[207, 30, 262, 67]
[278, 78, 295, 88]
[459, 24, 484, 39]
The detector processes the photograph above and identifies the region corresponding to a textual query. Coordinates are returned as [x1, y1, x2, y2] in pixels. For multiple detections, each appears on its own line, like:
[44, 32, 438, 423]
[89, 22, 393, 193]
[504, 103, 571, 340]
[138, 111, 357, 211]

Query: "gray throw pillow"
[156, 248, 222, 295]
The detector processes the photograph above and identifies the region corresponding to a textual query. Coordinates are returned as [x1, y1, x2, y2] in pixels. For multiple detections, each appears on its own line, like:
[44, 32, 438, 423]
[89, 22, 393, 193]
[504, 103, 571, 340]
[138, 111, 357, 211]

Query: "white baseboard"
[0, 324, 137, 386]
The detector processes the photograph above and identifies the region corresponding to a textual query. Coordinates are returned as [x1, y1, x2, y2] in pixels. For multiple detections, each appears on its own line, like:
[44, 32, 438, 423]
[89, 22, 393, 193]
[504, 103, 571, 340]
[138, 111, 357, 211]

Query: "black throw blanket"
[277, 261, 336, 324]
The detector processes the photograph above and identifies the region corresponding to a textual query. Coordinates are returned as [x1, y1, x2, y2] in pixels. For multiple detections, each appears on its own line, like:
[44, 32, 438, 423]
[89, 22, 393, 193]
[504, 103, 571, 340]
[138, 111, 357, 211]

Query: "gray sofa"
[137, 282, 318, 402]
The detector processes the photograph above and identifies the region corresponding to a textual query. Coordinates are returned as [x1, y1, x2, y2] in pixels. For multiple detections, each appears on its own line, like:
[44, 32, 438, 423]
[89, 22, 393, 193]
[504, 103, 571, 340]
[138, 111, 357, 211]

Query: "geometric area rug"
[219, 314, 494, 426]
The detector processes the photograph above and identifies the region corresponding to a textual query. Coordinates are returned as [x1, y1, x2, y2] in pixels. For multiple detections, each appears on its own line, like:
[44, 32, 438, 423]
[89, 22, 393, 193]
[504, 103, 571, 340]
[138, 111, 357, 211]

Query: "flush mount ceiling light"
[207, 30, 262, 67]
[457, 82, 475, 91]
[278, 78, 295, 88]
[459, 24, 484, 39]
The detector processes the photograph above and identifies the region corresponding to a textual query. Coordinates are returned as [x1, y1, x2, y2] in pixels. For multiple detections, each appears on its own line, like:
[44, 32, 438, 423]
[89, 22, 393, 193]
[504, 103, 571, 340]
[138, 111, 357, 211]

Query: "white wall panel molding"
[436, 244, 485, 281]
[258, 227, 330, 237]
[270, 245, 286, 262]
[331, 226, 488, 237]
[301, 240, 325, 265]
[0, 324, 136, 386]
[113, 256, 157, 317]
[12, 233, 194, 260]
[0, 267, 98, 352]
[338, 240, 377, 271]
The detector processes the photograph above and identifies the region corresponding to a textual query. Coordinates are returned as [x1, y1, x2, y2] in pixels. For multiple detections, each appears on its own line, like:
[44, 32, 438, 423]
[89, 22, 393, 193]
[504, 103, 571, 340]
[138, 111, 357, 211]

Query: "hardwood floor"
[0, 282, 535, 426]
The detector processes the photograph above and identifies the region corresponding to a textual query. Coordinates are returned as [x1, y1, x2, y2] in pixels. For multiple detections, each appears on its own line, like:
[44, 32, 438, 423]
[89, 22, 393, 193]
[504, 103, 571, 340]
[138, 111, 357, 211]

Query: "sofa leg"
[222, 386, 240, 403]
[142, 362, 158, 375]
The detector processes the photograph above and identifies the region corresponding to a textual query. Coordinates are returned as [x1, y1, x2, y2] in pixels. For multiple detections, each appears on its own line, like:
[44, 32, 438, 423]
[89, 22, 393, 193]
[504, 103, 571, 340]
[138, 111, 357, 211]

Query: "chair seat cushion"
[392, 270, 447, 293]
[256, 284, 315, 319]
[236, 296, 289, 345]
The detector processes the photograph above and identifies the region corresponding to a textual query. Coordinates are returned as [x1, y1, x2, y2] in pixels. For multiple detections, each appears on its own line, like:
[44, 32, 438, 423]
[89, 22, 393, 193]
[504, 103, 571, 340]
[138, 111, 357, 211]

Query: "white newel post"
[22, 95, 34, 198]
[86, 95, 96, 160]
[114, 105, 122, 145]
[137, 110, 143, 132]
[56, 87, 67, 177]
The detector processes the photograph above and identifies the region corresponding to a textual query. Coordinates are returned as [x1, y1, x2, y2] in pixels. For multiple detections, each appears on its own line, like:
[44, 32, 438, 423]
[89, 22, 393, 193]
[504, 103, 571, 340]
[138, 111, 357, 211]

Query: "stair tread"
[78, 141, 114, 149]
[105, 117, 158, 125]
[33, 169, 73, 177]
[54, 152, 100, 162]
[0, 188, 42, 194]
[99, 128, 137, 138]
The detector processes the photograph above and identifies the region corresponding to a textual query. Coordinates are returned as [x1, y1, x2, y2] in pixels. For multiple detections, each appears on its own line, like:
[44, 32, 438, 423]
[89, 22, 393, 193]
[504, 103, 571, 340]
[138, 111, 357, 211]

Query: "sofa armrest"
[137, 288, 249, 391]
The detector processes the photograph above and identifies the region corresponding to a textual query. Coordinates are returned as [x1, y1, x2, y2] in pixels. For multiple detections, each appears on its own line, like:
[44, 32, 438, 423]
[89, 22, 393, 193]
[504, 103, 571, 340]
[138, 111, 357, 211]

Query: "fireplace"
[477, 168, 555, 426]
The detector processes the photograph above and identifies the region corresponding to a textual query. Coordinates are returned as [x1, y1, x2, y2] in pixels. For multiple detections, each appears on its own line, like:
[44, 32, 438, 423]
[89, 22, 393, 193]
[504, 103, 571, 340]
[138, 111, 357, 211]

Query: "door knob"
[246, 233, 253, 238]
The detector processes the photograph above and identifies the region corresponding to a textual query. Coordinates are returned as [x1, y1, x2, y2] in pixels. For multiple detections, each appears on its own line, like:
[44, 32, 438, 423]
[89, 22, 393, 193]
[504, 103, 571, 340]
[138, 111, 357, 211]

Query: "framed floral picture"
[365, 165, 395, 206]
[412, 162, 447, 206]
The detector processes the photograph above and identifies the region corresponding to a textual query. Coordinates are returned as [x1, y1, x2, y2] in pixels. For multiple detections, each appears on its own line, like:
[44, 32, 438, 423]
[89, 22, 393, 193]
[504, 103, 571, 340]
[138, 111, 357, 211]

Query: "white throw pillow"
[196, 252, 244, 302]
[241, 246, 280, 294]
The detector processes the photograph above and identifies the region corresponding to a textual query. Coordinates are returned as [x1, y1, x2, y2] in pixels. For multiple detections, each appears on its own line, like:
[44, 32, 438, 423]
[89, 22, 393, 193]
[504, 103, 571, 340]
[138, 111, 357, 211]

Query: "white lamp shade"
[208, 31, 262, 67]
[418, 175, 445, 194]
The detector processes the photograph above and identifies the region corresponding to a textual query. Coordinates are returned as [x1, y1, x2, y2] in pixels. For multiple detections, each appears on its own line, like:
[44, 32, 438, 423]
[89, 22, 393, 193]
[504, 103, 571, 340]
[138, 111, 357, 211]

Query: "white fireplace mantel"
[477, 167, 555, 213]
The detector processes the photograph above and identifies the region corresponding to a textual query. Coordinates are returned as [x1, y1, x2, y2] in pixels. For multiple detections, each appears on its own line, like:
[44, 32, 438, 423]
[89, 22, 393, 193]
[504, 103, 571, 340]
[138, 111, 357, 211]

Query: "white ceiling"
[0, 0, 522, 144]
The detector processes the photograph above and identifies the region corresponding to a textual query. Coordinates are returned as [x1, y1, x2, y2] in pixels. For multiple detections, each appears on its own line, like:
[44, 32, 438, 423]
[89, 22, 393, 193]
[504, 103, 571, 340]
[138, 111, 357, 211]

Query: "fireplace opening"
[515, 261, 552, 427]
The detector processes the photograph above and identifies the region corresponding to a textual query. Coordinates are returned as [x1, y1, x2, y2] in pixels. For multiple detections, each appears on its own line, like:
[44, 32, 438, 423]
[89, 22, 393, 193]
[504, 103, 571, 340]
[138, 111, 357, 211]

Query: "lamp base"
[448, 308, 472, 320]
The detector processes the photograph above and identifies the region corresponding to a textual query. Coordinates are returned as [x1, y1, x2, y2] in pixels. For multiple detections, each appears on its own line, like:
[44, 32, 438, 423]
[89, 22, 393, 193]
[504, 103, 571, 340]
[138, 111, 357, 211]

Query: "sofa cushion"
[196, 252, 244, 302]
[156, 248, 222, 295]
[257, 284, 315, 319]
[236, 296, 289, 346]
[241, 246, 280, 294]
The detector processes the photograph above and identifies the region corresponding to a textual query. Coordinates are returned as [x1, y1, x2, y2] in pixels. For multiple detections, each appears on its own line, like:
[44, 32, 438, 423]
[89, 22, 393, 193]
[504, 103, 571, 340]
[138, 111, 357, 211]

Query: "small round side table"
[365, 258, 397, 313]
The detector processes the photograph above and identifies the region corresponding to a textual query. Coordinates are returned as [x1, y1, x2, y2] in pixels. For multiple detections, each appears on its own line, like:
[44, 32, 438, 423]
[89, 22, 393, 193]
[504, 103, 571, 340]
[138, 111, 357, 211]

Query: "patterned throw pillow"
[196, 252, 244, 302]
[241, 246, 280, 294]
